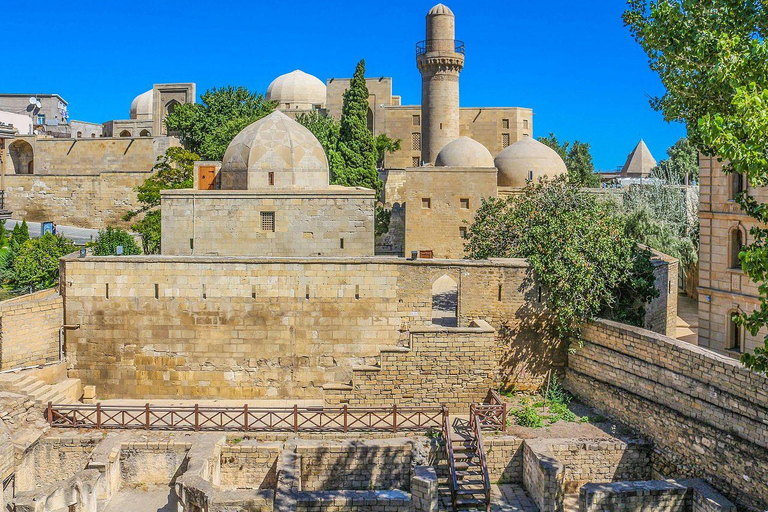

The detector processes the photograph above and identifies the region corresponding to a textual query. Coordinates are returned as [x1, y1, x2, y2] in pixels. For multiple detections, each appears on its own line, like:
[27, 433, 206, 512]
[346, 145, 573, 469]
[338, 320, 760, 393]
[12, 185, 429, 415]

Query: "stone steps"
[0, 370, 81, 405]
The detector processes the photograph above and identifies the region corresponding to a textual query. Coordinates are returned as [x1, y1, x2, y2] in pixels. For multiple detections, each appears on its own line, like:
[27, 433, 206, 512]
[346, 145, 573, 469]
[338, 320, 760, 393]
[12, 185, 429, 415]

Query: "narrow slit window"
[268, 172, 275, 186]
[459, 226, 467, 238]
[498, 284, 502, 302]
[189, 238, 194, 250]
[154, 283, 159, 300]
[202, 284, 207, 299]
[340, 238, 345, 249]
[355, 285, 360, 300]
[105, 283, 109, 299]
[305, 285, 310, 300]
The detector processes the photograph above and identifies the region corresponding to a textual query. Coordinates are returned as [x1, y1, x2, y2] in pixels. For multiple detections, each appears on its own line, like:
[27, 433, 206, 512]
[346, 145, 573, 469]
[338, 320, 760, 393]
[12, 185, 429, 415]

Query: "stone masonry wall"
[296, 439, 413, 491]
[4, 172, 149, 229]
[61, 256, 559, 399]
[119, 441, 190, 486]
[325, 322, 497, 409]
[566, 319, 768, 511]
[0, 289, 62, 370]
[219, 441, 280, 490]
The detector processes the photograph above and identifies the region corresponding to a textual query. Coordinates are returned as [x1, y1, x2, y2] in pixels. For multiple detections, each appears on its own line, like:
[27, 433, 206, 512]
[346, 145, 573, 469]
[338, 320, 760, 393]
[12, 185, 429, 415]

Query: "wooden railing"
[441, 405, 459, 510]
[471, 389, 507, 431]
[46, 403, 443, 433]
[469, 404, 492, 512]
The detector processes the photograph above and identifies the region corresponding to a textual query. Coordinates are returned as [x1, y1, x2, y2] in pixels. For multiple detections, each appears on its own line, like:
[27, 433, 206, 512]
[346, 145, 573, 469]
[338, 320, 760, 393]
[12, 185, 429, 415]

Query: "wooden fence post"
[194, 404, 199, 431]
[393, 404, 397, 433]
[343, 405, 348, 433]
[293, 404, 298, 433]
[96, 403, 101, 429]
[145, 403, 150, 430]
[47, 402, 52, 425]
[244, 404, 249, 432]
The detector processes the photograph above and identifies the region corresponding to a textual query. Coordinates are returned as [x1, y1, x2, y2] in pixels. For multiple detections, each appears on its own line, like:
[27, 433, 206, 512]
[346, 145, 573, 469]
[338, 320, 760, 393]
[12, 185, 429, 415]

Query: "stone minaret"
[417, 3, 464, 165]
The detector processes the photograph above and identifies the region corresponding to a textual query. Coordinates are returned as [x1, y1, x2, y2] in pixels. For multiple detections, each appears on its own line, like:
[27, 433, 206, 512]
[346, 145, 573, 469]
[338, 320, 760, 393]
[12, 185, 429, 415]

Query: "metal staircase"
[442, 406, 491, 511]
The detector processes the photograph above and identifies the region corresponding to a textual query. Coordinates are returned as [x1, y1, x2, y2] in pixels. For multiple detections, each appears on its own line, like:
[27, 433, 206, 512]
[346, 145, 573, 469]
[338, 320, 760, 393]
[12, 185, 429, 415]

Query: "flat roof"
[0, 93, 68, 104]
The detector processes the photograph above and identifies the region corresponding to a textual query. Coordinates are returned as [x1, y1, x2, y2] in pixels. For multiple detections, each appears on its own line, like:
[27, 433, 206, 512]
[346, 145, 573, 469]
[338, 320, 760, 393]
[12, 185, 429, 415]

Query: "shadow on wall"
[498, 270, 568, 392]
[431, 274, 458, 327]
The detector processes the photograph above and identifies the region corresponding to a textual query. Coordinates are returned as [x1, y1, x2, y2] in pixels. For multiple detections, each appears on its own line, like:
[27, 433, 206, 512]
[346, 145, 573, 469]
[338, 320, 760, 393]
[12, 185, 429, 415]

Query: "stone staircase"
[0, 371, 82, 405]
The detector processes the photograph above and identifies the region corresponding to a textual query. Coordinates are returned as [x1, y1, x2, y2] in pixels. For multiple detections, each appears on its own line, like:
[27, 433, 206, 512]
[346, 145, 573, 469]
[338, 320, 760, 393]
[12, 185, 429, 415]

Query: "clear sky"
[1, 0, 685, 171]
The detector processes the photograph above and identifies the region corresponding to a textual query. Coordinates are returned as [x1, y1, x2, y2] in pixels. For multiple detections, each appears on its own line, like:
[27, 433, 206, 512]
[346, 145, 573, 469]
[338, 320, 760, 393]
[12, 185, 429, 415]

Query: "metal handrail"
[442, 405, 459, 511]
[416, 39, 465, 56]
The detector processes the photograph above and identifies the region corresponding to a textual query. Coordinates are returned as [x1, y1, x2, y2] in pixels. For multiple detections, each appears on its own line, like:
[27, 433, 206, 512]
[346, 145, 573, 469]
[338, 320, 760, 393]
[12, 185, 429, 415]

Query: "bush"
[92, 227, 141, 256]
[512, 406, 544, 428]
[4, 234, 75, 290]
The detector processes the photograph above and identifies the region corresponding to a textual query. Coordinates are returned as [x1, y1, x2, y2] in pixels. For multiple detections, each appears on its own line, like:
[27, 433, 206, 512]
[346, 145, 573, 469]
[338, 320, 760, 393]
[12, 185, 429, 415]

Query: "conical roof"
[620, 140, 657, 178]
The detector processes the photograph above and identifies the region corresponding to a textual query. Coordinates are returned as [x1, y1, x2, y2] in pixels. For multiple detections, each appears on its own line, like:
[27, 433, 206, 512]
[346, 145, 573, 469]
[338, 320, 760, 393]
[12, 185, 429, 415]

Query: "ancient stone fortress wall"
[3, 171, 149, 229]
[60, 255, 558, 402]
[0, 288, 62, 371]
[580, 479, 736, 512]
[567, 319, 768, 511]
[160, 187, 376, 257]
[643, 247, 679, 336]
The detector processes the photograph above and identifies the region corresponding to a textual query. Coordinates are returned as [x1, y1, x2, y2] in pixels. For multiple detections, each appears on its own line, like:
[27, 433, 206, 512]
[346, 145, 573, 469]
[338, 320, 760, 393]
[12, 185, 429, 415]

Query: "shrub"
[513, 406, 544, 428]
[92, 227, 141, 256]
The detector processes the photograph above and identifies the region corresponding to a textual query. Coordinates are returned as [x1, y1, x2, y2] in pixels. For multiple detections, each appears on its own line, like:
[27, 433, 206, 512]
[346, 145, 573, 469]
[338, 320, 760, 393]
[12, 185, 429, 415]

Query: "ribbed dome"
[129, 90, 153, 120]
[220, 110, 329, 190]
[435, 137, 494, 168]
[428, 3, 454, 15]
[495, 136, 568, 187]
[266, 70, 327, 110]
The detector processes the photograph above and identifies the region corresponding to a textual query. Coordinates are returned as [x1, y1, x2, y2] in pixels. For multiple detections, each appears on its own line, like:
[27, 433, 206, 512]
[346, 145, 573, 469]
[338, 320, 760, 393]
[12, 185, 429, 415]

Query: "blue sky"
[1, 0, 685, 170]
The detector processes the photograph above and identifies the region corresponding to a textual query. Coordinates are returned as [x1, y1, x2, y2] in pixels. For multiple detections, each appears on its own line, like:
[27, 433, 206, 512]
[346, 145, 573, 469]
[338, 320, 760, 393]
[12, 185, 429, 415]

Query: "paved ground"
[5, 219, 100, 245]
[99, 397, 324, 408]
[675, 293, 698, 345]
[103, 485, 177, 512]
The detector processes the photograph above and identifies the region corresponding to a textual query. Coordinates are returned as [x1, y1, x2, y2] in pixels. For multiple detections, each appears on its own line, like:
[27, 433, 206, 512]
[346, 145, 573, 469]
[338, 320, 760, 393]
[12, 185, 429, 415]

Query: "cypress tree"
[336, 60, 382, 195]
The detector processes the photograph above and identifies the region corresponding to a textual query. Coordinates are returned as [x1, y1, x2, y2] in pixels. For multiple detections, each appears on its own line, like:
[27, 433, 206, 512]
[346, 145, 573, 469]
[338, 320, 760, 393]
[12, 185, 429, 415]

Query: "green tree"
[165, 86, 275, 160]
[124, 147, 199, 254]
[538, 133, 600, 187]
[626, 0, 768, 373]
[650, 137, 699, 184]
[92, 226, 142, 256]
[464, 176, 658, 339]
[4, 234, 75, 290]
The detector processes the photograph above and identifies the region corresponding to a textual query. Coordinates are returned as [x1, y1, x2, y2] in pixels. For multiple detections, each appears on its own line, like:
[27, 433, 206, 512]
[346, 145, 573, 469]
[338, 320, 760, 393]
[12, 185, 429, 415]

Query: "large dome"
[129, 90, 153, 120]
[435, 137, 494, 168]
[220, 110, 329, 190]
[495, 136, 567, 187]
[266, 70, 327, 110]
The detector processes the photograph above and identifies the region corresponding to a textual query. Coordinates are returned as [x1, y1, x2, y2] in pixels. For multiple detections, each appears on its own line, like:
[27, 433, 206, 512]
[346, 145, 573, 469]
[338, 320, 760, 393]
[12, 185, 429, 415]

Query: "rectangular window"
[36, 114, 46, 124]
[412, 132, 421, 151]
[459, 226, 467, 238]
[340, 238, 345, 249]
[523, 119, 529, 129]
[460, 198, 470, 209]
[268, 172, 275, 186]
[502, 133, 511, 148]
[413, 115, 420, 126]
[154, 283, 159, 300]
[412, 157, 420, 167]
[527, 170, 534, 181]
[261, 211, 275, 231]
[422, 198, 431, 209]
[502, 118, 510, 129]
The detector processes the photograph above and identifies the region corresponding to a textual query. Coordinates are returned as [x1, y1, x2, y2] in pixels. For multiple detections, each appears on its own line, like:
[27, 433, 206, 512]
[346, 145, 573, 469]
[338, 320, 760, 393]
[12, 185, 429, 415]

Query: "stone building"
[620, 139, 657, 178]
[0, 94, 68, 136]
[161, 110, 376, 257]
[697, 155, 765, 356]
[102, 83, 196, 138]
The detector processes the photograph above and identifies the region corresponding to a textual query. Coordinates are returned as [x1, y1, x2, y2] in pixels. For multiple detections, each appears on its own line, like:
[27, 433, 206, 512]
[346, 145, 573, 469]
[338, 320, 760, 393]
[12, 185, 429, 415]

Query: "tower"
[417, 4, 465, 165]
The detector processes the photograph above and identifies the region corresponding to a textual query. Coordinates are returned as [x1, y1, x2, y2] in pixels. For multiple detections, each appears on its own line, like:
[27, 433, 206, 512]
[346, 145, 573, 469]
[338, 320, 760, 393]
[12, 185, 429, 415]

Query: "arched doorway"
[9, 140, 33, 174]
[119, 130, 132, 138]
[165, 99, 180, 116]
[139, 129, 151, 137]
[432, 275, 458, 327]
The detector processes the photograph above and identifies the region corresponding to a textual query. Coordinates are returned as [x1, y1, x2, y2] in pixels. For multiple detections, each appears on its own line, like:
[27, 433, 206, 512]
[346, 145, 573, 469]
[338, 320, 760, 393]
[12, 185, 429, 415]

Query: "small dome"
[495, 136, 568, 187]
[220, 110, 329, 190]
[266, 70, 326, 109]
[435, 137, 494, 168]
[130, 90, 153, 120]
[428, 3, 454, 15]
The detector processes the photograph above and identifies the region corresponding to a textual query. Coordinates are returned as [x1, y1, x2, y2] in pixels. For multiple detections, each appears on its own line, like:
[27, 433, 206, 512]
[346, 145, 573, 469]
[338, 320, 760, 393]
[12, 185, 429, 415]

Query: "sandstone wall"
[566, 319, 768, 511]
[161, 188, 375, 257]
[60, 256, 559, 400]
[0, 289, 62, 371]
[219, 442, 280, 490]
[4, 172, 149, 229]
[644, 248, 679, 336]
[119, 441, 190, 486]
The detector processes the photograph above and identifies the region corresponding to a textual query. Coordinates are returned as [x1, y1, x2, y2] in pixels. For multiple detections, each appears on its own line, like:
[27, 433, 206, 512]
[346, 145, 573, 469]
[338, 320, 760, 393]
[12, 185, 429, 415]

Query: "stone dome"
[266, 70, 327, 110]
[130, 89, 153, 120]
[435, 137, 494, 168]
[495, 136, 568, 187]
[428, 3, 454, 15]
[220, 110, 329, 190]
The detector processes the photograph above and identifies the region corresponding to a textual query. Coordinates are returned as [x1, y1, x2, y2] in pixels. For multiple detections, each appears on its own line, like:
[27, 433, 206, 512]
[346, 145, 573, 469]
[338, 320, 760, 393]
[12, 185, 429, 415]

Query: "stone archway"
[139, 129, 151, 137]
[432, 275, 458, 327]
[8, 139, 33, 174]
[119, 130, 132, 138]
[165, 99, 180, 116]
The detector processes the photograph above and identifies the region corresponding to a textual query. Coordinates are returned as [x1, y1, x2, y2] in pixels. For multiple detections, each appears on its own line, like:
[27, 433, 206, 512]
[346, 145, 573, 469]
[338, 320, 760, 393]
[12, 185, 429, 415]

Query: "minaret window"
[412, 133, 421, 151]
[413, 115, 420, 126]
[502, 134, 510, 148]
[502, 119, 510, 129]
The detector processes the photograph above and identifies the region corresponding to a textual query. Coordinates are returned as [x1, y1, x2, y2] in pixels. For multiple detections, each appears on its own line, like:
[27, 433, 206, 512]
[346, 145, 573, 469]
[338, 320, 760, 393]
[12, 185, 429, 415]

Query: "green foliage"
[465, 176, 657, 339]
[338, 60, 378, 174]
[374, 133, 402, 169]
[296, 111, 345, 179]
[700, 84, 768, 374]
[512, 406, 544, 428]
[544, 374, 570, 406]
[124, 148, 198, 255]
[537, 133, 600, 187]
[92, 227, 142, 256]
[2, 234, 75, 290]
[601, 247, 660, 328]
[164, 86, 275, 161]
[623, 0, 768, 146]
[650, 137, 699, 184]
[375, 205, 391, 237]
